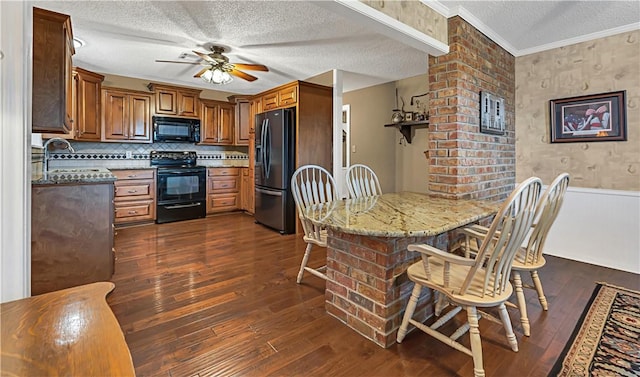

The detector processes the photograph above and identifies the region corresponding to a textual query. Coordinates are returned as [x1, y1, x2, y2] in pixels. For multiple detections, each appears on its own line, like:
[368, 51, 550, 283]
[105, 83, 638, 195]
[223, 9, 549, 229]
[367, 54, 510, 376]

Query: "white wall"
[1, 1, 31, 302]
[545, 186, 640, 274]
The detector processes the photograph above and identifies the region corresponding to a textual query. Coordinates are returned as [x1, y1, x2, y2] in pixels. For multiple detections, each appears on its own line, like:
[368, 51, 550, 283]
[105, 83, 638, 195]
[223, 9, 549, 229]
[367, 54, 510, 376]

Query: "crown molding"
[517, 22, 640, 57]
[419, 0, 452, 18]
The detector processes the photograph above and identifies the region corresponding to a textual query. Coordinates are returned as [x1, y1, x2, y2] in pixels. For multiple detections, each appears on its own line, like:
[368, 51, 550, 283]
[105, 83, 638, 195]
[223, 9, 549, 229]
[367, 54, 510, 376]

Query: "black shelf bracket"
[384, 120, 429, 144]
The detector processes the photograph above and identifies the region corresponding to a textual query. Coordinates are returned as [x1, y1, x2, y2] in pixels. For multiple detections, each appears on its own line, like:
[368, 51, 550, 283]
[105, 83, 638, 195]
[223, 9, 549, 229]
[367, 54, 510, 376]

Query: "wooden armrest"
[408, 244, 475, 266]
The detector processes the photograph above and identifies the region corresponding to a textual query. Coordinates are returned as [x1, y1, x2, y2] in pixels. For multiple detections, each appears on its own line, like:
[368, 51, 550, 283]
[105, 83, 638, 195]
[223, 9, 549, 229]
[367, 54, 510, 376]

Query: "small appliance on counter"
[151, 151, 206, 224]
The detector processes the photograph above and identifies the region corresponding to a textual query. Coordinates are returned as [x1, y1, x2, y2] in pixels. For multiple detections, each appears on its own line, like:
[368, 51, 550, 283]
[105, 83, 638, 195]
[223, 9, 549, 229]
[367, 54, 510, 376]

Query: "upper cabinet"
[32, 7, 75, 134]
[102, 87, 152, 143]
[147, 83, 202, 118]
[74, 67, 105, 141]
[200, 99, 235, 145]
[228, 96, 251, 146]
[261, 83, 297, 111]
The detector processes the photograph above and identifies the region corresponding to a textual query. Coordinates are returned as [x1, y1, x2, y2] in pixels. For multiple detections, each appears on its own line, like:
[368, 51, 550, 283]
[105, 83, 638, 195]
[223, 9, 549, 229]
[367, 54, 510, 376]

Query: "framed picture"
[404, 112, 413, 121]
[480, 91, 505, 135]
[550, 90, 627, 143]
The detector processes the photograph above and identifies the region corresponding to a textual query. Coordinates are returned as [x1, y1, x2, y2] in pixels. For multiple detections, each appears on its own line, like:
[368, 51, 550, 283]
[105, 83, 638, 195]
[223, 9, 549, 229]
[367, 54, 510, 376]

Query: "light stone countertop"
[305, 192, 500, 237]
[32, 167, 117, 185]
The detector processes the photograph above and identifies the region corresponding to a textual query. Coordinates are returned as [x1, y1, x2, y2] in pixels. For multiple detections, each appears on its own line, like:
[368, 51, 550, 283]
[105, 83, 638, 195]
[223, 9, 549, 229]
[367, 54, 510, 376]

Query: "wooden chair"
[290, 165, 337, 283]
[346, 164, 381, 198]
[463, 173, 570, 336]
[397, 177, 542, 377]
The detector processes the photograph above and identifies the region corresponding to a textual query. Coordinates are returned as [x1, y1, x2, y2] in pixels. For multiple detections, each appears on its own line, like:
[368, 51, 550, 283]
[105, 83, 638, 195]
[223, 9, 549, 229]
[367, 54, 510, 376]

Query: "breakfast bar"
[305, 192, 500, 348]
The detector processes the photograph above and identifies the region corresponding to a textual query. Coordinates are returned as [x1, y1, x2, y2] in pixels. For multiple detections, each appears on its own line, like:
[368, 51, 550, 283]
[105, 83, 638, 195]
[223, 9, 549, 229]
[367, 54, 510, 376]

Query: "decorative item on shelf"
[404, 112, 413, 121]
[391, 110, 403, 124]
[415, 113, 425, 121]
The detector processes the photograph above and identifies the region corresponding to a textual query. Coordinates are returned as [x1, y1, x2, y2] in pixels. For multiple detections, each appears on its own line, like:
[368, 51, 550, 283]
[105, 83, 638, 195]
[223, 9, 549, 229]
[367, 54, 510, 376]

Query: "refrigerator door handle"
[260, 118, 267, 180]
[264, 118, 271, 179]
[256, 187, 282, 196]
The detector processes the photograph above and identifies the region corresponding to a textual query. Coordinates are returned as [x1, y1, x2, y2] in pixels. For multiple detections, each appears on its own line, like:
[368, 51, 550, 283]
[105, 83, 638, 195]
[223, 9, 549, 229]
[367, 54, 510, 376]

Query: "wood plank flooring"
[109, 213, 639, 377]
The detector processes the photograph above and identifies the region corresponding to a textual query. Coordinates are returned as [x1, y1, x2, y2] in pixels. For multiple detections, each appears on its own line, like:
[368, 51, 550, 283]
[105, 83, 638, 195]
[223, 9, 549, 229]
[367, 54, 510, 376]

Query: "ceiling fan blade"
[229, 69, 257, 82]
[232, 63, 268, 72]
[155, 59, 201, 65]
[193, 50, 215, 63]
[194, 67, 209, 78]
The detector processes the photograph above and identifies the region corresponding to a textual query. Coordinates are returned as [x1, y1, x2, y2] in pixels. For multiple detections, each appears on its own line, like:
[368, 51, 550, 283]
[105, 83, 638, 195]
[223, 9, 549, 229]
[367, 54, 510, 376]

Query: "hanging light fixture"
[200, 65, 233, 85]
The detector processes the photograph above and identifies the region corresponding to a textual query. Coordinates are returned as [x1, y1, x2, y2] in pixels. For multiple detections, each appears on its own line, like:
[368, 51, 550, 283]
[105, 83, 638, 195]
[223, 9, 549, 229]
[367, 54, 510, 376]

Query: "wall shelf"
[384, 120, 429, 143]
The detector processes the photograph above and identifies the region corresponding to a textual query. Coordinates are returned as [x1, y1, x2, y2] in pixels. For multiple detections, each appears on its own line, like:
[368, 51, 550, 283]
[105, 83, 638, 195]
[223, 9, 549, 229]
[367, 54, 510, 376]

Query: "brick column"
[428, 16, 516, 201]
[324, 229, 449, 348]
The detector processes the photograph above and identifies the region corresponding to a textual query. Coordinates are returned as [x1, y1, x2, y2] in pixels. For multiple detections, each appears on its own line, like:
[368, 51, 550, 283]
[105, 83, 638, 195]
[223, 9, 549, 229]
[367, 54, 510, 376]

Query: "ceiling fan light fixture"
[201, 67, 233, 85]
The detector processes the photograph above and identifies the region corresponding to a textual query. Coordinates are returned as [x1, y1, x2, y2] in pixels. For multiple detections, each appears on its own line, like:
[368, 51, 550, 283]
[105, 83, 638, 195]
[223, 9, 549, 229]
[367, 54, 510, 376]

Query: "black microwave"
[153, 116, 200, 143]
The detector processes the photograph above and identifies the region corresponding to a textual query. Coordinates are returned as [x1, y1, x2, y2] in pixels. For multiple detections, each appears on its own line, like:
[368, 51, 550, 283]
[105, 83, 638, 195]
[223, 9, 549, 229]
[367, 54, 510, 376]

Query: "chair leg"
[512, 271, 530, 337]
[466, 306, 485, 377]
[497, 302, 518, 352]
[296, 243, 313, 284]
[530, 270, 548, 311]
[397, 284, 422, 343]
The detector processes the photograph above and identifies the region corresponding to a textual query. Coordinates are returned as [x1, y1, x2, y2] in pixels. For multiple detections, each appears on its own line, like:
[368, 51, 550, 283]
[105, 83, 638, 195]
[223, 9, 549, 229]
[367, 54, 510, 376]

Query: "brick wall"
[428, 16, 516, 200]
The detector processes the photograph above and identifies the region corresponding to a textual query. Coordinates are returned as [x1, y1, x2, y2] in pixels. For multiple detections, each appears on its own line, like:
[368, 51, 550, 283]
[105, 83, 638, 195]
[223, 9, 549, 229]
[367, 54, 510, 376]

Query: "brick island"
[305, 192, 499, 348]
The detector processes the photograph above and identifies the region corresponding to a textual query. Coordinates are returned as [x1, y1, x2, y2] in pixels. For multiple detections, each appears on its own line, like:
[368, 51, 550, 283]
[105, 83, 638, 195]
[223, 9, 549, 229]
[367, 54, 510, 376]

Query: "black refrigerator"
[254, 108, 296, 234]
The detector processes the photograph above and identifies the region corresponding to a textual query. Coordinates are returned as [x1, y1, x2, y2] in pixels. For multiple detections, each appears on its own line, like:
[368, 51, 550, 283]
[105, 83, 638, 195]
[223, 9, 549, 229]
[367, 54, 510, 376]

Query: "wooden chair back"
[460, 177, 542, 297]
[291, 165, 337, 240]
[520, 173, 570, 266]
[346, 164, 381, 198]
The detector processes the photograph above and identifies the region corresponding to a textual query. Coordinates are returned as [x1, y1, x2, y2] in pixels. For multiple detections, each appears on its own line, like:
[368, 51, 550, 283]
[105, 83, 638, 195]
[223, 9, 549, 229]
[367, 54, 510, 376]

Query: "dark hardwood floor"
[109, 213, 639, 377]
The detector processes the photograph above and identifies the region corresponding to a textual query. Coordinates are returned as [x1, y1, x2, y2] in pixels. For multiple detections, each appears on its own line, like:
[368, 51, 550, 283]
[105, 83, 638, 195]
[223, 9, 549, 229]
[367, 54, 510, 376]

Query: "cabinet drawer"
[207, 193, 239, 213]
[279, 85, 297, 106]
[114, 200, 155, 223]
[208, 177, 239, 193]
[112, 169, 155, 180]
[114, 181, 154, 201]
[207, 167, 239, 177]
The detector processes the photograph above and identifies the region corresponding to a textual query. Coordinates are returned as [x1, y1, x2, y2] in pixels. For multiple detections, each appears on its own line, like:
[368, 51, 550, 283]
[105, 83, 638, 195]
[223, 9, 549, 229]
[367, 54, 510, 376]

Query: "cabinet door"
[155, 88, 177, 115]
[200, 102, 220, 144]
[218, 104, 234, 144]
[178, 91, 199, 117]
[32, 8, 74, 134]
[262, 92, 278, 111]
[234, 100, 250, 145]
[129, 94, 152, 142]
[102, 90, 129, 140]
[75, 69, 104, 141]
[279, 85, 297, 107]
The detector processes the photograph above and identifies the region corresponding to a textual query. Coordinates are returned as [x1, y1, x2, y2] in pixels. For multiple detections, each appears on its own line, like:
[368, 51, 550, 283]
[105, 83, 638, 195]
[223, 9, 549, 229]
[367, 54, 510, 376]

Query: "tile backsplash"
[32, 140, 249, 176]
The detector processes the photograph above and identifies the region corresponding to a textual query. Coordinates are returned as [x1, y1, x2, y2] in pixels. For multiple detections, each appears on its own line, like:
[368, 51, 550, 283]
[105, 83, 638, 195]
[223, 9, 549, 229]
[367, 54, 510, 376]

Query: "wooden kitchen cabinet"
[102, 87, 153, 143]
[200, 99, 235, 145]
[32, 7, 75, 134]
[31, 182, 114, 295]
[261, 83, 298, 111]
[239, 167, 254, 213]
[207, 167, 240, 214]
[112, 169, 156, 225]
[228, 96, 251, 146]
[147, 83, 201, 118]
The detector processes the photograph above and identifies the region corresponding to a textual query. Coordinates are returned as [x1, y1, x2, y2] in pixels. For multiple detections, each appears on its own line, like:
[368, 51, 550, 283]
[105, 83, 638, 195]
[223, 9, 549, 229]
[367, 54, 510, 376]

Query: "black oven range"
[151, 151, 206, 224]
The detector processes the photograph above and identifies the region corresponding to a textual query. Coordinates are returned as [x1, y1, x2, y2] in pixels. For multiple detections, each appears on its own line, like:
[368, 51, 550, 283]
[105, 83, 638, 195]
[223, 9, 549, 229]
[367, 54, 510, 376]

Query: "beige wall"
[360, 0, 448, 45]
[344, 82, 398, 193]
[394, 74, 429, 193]
[515, 31, 640, 190]
[101, 73, 235, 101]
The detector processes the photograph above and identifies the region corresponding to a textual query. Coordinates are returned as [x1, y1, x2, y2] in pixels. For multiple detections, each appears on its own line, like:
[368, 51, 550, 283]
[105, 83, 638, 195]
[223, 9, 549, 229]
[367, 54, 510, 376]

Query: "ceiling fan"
[156, 45, 268, 84]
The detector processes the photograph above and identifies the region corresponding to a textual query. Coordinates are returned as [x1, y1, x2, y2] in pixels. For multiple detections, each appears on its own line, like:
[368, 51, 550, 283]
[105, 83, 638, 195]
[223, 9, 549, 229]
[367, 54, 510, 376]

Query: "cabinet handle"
[128, 210, 137, 214]
[127, 174, 137, 178]
[127, 189, 138, 193]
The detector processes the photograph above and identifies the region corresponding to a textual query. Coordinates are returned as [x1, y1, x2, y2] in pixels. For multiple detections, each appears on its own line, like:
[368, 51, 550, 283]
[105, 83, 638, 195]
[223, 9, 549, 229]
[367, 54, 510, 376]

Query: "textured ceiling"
[33, 1, 640, 95]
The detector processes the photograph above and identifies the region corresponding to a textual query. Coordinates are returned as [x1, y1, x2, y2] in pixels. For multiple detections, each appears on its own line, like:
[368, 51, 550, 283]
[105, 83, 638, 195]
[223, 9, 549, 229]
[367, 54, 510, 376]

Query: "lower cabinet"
[31, 182, 115, 295]
[112, 169, 156, 225]
[207, 167, 240, 214]
[240, 167, 254, 213]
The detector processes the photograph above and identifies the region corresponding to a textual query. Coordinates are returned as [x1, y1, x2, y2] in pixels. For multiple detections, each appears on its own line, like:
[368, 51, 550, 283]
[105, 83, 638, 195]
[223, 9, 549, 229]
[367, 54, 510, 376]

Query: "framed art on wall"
[550, 90, 627, 143]
[480, 91, 505, 135]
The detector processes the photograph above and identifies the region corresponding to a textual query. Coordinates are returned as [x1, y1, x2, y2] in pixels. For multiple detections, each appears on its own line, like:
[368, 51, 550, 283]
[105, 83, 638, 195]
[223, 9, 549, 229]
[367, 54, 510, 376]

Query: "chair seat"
[407, 259, 514, 308]
[512, 250, 546, 271]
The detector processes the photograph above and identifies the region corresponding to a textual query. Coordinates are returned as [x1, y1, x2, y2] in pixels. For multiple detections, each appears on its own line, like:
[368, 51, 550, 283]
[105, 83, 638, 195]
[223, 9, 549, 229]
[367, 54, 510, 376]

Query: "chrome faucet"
[43, 137, 75, 174]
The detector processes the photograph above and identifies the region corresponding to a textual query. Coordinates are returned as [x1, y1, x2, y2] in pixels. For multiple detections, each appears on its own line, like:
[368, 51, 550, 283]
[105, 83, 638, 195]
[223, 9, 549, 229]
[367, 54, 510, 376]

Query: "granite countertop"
[32, 167, 117, 185]
[304, 191, 500, 237]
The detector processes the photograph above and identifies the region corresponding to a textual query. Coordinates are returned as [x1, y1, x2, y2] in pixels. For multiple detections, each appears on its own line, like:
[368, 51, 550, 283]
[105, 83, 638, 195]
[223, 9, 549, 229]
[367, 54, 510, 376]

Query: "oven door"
[156, 168, 206, 204]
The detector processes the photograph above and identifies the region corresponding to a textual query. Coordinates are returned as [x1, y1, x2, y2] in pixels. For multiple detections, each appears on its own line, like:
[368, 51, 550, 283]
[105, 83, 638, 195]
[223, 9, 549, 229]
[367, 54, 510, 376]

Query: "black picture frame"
[550, 90, 627, 143]
[480, 91, 505, 135]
